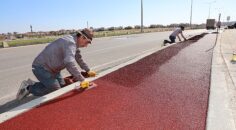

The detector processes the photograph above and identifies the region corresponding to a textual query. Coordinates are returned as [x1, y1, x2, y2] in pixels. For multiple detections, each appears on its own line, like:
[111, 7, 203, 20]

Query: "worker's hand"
[80, 80, 90, 89]
[81, 71, 89, 77]
[64, 76, 74, 85]
[87, 71, 96, 77]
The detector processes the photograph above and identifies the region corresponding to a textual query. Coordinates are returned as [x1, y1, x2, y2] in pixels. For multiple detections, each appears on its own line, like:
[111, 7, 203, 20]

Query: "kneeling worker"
[163, 26, 187, 46]
[17, 28, 96, 100]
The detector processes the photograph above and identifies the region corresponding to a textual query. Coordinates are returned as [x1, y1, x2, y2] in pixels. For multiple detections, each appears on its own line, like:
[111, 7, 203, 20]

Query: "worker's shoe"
[27, 78, 36, 85]
[163, 40, 168, 46]
[16, 80, 30, 100]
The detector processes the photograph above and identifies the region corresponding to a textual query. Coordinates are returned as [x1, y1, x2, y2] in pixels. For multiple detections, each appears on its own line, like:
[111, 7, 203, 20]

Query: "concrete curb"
[206, 31, 236, 130]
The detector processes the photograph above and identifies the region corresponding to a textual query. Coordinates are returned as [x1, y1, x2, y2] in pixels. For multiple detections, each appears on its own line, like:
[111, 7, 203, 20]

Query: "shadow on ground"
[0, 95, 38, 114]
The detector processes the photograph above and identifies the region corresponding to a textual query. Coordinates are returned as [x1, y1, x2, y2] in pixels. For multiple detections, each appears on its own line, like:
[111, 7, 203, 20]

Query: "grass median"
[2, 28, 173, 48]
[6, 37, 57, 47]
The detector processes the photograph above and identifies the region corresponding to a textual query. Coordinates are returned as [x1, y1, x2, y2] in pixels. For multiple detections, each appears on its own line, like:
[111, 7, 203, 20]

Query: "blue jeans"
[29, 65, 65, 96]
[164, 36, 176, 44]
[169, 35, 176, 43]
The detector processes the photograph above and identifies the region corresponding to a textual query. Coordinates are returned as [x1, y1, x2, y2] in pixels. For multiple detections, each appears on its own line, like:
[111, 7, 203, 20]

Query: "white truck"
[206, 19, 216, 30]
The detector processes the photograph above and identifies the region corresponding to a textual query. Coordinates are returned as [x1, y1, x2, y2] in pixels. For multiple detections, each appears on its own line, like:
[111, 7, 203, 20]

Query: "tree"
[95, 27, 105, 32]
[124, 26, 133, 30]
[134, 25, 141, 29]
[108, 27, 115, 31]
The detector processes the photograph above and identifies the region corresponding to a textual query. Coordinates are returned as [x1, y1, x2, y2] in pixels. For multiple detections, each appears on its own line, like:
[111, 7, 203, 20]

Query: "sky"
[0, 0, 235, 33]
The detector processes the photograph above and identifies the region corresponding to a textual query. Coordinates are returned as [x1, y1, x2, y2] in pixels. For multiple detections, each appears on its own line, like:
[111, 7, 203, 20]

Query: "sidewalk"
[207, 29, 236, 130]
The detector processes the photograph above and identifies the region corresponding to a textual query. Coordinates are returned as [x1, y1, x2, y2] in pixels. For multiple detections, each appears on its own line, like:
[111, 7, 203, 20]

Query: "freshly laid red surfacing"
[1, 33, 214, 130]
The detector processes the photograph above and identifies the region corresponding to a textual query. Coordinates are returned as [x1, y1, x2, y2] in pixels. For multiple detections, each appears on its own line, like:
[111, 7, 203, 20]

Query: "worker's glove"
[81, 71, 96, 78]
[80, 80, 90, 89]
[87, 71, 96, 77]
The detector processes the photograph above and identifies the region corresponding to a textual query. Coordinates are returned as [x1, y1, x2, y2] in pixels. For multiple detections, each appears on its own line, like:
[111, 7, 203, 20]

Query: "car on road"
[228, 23, 236, 29]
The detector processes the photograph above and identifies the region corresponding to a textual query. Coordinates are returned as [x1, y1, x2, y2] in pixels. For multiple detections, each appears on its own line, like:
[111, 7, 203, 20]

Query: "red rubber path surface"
[1, 34, 215, 130]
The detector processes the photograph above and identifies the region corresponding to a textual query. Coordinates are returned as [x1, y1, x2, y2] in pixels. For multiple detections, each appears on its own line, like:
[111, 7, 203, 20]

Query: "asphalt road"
[0, 30, 206, 106]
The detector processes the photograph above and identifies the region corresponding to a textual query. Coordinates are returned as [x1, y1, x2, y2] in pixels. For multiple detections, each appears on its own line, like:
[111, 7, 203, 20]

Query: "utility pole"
[208, 1, 216, 19]
[141, 0, 144, 33]
[208, 4, 211, 19]
[87, 21, 89, 28]
[30, 25, 33, 33]
[190, 0, 193, 29]
[217, 13, 221, 33]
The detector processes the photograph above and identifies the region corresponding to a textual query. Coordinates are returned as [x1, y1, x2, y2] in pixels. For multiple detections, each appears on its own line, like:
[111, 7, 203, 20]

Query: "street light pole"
[190, 0, 193, 29]
[208, 4, 211, 18]
[141, 0, 144, 33]
[208, 0, 216, 19]
[217, 13, 221, 33]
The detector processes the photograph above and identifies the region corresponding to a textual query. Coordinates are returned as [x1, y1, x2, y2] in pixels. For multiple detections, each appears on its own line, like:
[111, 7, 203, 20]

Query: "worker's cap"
[80, 28, 94, 41]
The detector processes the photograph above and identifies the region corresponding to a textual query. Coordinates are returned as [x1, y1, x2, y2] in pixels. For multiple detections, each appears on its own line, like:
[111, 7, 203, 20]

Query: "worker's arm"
[65, 61, 84, 81]
[180, 32, 187, 41]
[64, 44, 85, 81]
[75, 49, 90, 72]
[177, 35, 181, 41]
[75, 49, 96, 77]
[65, 62, 90, 88]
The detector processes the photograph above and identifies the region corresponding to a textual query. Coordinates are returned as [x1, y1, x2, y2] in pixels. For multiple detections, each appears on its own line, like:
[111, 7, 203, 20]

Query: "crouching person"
[16, 28, 96, 100]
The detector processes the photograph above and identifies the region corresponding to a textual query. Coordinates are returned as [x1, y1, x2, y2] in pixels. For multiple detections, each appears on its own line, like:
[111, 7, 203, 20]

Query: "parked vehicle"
[228, 23, 236, 29]
[206, 19, 216, 30]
